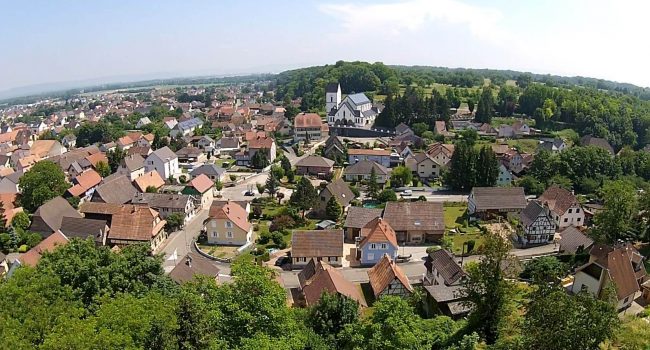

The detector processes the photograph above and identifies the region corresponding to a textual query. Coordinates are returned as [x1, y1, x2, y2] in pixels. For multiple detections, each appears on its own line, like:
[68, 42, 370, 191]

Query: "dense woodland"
[274, 61, 650, 151]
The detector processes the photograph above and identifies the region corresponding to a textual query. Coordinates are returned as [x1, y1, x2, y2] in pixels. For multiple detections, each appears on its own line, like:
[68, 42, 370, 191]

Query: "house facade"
[293, 112, 329, 142]
[468, 187, 527, 217]
[205, 201, 252, 246]
[343, 160, 390, 184]
[145, 146, 179, 180]
[291, 230, 344, 268]
[383, 202, 445, 245]
[357, 218, 399, 265]
[519, 201, 556, 247]
[538, 185, 585, 229]
[367, 254, 413, 298]
[497, 164, 512, 186]
[295, 155, 334, 176]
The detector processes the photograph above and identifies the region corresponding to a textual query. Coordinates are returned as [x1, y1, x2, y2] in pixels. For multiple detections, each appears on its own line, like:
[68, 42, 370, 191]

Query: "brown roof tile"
[383, 202, 444, 232]
[470, 187, 527, 211]
[133, 171, 165, 192]
[538, 185, 579, 216]
[208, 201, 250, 232]
[169, 252, 220, 284]
[108, 205, 165, 242]
[367, 254, 413, 297]
[359, 218, 398, 248]
[302, 261, 366, 306]
[291, 230, 343, 258]
[20, 231, 69, 267]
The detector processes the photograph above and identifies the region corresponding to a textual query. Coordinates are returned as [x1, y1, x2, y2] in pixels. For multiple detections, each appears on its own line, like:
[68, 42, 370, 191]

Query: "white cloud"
[319, 0, 510, 43]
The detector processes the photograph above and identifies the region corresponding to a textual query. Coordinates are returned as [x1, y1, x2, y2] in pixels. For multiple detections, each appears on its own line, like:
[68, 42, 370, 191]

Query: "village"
[0, 78, 646, 321]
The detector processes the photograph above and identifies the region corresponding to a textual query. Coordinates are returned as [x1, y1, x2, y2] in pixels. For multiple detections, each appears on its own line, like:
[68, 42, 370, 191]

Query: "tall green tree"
[107, 148, 126, 172]
[290, 176, 318, 218]
[308, 292, 359, 347]
[266, 172, 280, 196]
[476, 146, 499, 187]
[325, 196, 342, 221]
[390, 165, 413, 188]
[367, 166, 380, 199]
[95, 160, 111, 178]
[445, 141, 477, 191]
[461, 232, 515, 344]
[475, 86, 495, 123]
[591, 180, 638, 243]
[18, 160, 70, 212]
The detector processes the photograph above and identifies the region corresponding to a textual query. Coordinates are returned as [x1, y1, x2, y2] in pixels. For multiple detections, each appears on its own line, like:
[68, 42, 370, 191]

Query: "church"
[326, 83, 382, 127]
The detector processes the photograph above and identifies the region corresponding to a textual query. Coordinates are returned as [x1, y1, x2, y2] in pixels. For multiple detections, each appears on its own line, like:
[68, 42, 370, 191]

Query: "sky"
[1, 0, 649, 95]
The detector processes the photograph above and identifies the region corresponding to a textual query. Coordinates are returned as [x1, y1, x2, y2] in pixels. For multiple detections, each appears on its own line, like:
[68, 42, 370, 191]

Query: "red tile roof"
[302, 261, 366, 307]
[189, 174, 213, 194]
[294, 113, 324, 128]
[20, 231, 69, 267]
[359, 217, 398, 248]
[67, 169, 102, 197]
[208, 201, 251, 232]
[367, 254, 413, 297]
[133, 171, 165, 192]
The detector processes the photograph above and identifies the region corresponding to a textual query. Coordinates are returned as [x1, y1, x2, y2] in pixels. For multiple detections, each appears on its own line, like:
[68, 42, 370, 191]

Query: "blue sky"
[1, 0, 648, 93]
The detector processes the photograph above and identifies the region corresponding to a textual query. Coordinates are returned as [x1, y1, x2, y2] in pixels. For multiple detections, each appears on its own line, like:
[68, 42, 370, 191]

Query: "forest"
[274, 61, 650, 151]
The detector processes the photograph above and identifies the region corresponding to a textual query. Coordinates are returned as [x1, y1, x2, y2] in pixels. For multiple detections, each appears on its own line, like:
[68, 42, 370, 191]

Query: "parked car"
[275, 256, 290, 266]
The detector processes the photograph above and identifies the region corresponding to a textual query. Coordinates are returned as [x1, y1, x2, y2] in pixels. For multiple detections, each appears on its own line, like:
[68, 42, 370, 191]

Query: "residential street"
[158, 209, 215, 273]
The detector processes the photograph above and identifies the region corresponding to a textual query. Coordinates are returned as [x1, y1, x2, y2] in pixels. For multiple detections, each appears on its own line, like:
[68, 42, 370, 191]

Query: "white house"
[325, 83, 381, 127]
[538, 185, 585, 229]
[145, 146, 179, 180]
[405, 153, 441, 179]
[497, 164, 512, 186]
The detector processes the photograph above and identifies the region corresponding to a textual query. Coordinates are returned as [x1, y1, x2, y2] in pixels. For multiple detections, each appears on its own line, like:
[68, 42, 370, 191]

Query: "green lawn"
[213, 159, 232, 169]
[196, 243, 239, 259]
[444, 205, 483, 255]
[506, 139, 540, 153]
[491, 117, 536, 128]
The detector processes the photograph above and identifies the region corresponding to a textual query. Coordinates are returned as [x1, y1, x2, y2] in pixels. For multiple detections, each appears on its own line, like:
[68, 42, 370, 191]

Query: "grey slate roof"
[559, 226, 594, 254]
[30, 196, 82, 235]
[424, 284, 464, 303]
[424, 249, 467, 286]
[343, 207, 383, 229]
[470, 187, 527, 211]
[59, 217, 107, 244]
[131, 192, 192, 210]
[169, 252, 220, 284]
[383, 202, 444, 233]
[190, 164, 226, 178]
[346, 93, 371, 106]
[343, 160, 390, 176]
[151, 146, 177, 161]
[520, 201, 546, 227]
[92, 175, 137, 204]
[121, 154, 145, 172]
[296, 155, 335, 168]
[325, 83, 340, 93]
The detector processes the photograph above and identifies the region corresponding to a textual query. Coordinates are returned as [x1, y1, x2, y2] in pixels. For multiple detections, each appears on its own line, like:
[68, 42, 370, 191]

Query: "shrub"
[270, 215, 296, 232]
[257, 231, 272, 245]
[349, 185, 360, 197]
[426, 246, 441, 254]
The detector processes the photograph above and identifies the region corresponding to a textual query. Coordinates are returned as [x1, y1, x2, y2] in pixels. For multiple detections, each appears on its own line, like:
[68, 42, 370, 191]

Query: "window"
[211, 232, 217, 238]
[370, 243, 377, 250]
[624, 296, 630, 303]
[225, 221, 233, 228]
[226, 231, 233, 238]
[568, 208, 572, 214]
[576, 208, 580, 213]
[321, 196, 326, 201]
[564, 218, 569, 223]
[367, 253, 374, 261]
[211, 221, 216, 228]
[381, 243, 387, 249]
[577, 217, 581, 222]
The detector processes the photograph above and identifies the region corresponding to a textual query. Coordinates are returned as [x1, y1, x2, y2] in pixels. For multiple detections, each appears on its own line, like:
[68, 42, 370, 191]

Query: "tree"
[95, 160, 111, 178]
[308, 292, 359, 347]
[367, 166, 380, 199]
[280, 156, 292, 174]
[266, 172, 280, 196]
[476, 146, 499, 187]
[390, 165, 413, 188]
[11, 211, 30, 231]
[256, 183, 266, 195]
[461, 232, 515, 344]
[340, 296, 436, 350]
[445, 141, 477, 191]
[165, 213, 184, 232]
[412, 122, 429, 136]
[516, 175, 545, 196]
[107, 148, 126, 172]
[523, 283, 618, 350]
[270, 164, 284, 180]
[286, 168, 295, 183]
[475, 86, 495, 123]
[145, 185, 158, 193]
[290, 176, 318, 218]
[18, 161, 70, 213]
[214, 178, 223, 192]
[251, 151, 269, 169]
[520, 256, 567, 283]
[325, 197, 342, 221]
[377, 189, 397, 203]
[591, 180, 638, 243]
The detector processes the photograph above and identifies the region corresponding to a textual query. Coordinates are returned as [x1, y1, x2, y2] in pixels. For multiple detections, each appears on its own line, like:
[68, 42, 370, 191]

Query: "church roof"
[346, 93, 371, 106]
